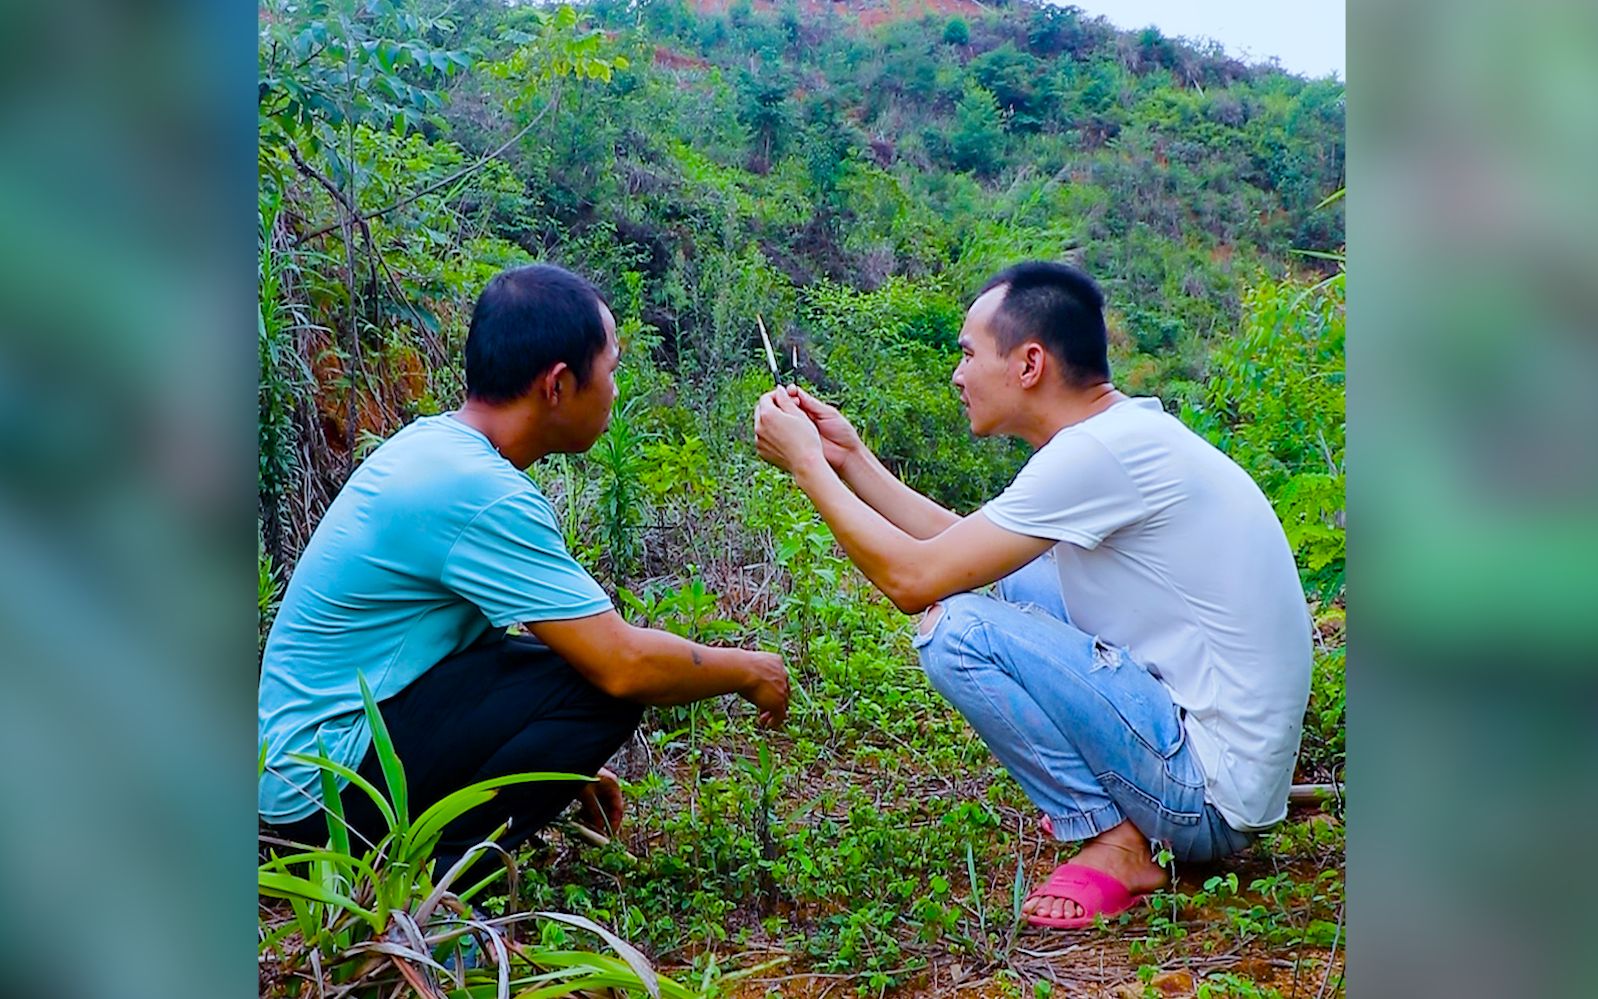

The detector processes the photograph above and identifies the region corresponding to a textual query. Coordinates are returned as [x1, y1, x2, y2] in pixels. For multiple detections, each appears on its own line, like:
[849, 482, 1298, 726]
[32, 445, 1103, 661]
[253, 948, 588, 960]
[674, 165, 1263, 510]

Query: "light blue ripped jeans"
[912, 553, 1252, 863]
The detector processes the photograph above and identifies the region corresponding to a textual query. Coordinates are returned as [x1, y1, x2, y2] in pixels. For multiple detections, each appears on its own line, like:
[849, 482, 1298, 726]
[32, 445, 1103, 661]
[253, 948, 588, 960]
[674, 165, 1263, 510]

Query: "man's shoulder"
[1064, 399, 1220, 464]
[1025, 399, 1250, 507]
[359, 416, 533, 503]
[367, 414, 484, 465]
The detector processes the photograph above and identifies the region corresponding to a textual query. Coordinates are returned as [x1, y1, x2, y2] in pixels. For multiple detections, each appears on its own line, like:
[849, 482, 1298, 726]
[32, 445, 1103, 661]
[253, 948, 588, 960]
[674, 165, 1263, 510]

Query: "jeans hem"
[1046, 801, 1125, 842]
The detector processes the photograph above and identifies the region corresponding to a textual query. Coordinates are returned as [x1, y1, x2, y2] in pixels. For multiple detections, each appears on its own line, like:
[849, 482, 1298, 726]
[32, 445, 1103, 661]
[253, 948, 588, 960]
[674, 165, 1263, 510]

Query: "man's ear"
[1017, 342, 1048, 388]
[538, 362, 573, 405]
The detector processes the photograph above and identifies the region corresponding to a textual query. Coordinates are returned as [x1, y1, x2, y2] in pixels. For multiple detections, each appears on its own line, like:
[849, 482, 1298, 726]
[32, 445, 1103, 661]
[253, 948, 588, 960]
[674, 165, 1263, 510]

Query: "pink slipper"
[1023, 862, 1148, 929]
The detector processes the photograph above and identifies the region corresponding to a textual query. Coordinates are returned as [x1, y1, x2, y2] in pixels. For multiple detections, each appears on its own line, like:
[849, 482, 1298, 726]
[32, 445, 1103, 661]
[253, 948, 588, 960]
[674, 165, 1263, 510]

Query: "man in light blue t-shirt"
[259, 265, 790, 874]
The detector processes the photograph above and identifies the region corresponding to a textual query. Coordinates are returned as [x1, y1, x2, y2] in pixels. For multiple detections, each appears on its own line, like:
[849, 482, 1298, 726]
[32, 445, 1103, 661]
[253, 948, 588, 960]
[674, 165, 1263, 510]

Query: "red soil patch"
[686, 0, 990, 32]
[653, 44, 712, 72]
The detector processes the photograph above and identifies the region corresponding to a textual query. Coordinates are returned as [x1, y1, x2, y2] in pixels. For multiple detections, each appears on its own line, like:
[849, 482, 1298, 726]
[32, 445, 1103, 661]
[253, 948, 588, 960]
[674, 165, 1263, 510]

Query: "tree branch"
[292, 89, 563, 247]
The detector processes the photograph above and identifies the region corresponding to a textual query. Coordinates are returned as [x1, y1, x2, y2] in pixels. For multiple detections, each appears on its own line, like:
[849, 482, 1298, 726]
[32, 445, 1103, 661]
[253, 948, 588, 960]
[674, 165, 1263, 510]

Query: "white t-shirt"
[981, 397, 1311, 830]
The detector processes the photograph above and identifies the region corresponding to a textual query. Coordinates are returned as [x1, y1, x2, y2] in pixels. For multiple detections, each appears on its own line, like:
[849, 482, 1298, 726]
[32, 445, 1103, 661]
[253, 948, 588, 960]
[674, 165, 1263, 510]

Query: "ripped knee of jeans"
[919, 603, 944, 637]
[1091, 637, 1124, 671]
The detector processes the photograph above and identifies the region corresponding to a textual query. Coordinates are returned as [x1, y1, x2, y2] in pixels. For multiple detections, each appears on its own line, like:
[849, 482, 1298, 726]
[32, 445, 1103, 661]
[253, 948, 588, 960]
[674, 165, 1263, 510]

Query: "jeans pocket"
[1099, 771, 1202, 829]
[1161, 732, 1209, 792]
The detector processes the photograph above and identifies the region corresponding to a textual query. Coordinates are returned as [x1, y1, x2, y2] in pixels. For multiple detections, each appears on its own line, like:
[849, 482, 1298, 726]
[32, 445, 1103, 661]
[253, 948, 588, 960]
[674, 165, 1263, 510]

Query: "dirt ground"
[667, 818, 1345, 998]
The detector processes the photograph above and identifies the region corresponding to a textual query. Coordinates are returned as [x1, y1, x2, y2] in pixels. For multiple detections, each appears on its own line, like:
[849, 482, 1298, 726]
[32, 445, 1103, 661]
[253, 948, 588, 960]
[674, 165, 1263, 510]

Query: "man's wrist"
[736, 651, 766, 698]
[792, 451, 836, 490]
[837, 443, 869, 482]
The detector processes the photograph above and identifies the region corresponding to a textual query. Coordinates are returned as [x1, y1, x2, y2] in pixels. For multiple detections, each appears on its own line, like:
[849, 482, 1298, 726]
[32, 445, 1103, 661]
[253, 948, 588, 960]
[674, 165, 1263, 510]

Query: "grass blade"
[345, 939, 451, 974]
[1012, 848, 1025, 925]
[262, 848, 377, 889]
[316, 736, 351, 857]
[392, 952, 449, 998]
[510, 974, 625, 999]
[459, 917, 511, 999]
[359, 672, 409, 834]
[258, 870, 379, 927]
[418, 840, 516, 923]
[407, 773, 586, 863]
[966, 841, 986, 939]
[534, 911, 660, 999]
[284, 752, 397, 831]
[507, 950, 701, 999]
[756, 314, 779, 384]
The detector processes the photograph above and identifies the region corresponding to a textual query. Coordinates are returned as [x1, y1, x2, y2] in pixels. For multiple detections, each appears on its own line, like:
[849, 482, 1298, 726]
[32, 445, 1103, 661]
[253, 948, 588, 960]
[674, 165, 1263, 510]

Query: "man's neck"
[452, 399, 546, 469]
[1022, 383, 1128, 448]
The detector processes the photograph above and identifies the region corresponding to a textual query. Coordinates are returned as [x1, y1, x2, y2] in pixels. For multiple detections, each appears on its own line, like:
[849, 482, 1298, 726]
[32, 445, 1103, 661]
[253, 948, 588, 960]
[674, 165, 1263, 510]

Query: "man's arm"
[789, 386, 958, 539]
[529, 611, 790, 726]
[836, 446, 960, 540]
[796, 464, 1052, 613]
[756, 390, 1053, 613]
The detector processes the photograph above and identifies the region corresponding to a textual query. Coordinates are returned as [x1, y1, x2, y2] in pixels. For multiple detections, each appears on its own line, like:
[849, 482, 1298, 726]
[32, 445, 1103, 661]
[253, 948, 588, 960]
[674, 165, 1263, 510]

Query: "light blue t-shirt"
[258, 415, 612, 823]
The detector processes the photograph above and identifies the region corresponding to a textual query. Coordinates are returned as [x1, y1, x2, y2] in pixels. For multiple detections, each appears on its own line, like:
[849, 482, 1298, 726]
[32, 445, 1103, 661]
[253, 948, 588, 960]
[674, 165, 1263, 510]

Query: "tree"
[968, 42, 1046, 131]
[736, 68, 796, 169]
[949, 85, 1005, 176]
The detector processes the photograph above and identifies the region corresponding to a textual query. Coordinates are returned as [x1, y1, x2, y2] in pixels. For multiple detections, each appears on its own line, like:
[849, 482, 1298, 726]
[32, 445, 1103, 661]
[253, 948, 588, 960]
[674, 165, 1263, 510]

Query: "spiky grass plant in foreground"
[259, 675, 696, 999]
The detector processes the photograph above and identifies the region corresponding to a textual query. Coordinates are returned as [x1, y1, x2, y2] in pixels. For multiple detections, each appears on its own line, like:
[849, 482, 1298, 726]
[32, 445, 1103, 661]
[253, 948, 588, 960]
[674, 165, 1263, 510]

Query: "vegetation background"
[257, 1, 1344, 995]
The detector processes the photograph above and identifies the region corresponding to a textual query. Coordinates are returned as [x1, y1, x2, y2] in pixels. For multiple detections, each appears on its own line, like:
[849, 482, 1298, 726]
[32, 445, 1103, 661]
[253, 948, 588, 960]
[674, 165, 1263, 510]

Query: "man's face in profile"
[953, 287, 1014, 438]
[569, 302, 621, 451]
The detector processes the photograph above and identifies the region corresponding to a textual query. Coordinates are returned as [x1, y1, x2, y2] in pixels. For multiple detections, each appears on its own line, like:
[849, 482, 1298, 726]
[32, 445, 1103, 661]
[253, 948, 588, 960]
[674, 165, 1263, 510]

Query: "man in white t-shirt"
[754, 261, 1310, 929]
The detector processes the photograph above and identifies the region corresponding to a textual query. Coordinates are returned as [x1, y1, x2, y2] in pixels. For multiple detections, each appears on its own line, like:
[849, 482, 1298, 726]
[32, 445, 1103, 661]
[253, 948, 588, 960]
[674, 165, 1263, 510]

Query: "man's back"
[258, 415, 609, 824]
[983, 397, 1312, 830]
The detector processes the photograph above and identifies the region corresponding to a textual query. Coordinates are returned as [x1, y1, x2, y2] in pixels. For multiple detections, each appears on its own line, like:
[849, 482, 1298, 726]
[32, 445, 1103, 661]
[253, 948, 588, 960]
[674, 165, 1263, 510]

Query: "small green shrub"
[257, 675, 693, 998]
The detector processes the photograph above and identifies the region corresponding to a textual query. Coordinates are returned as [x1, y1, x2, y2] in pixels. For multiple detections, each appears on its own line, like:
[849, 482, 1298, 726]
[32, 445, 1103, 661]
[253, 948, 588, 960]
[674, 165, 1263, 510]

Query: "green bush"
[1185, 270, 1345, 598]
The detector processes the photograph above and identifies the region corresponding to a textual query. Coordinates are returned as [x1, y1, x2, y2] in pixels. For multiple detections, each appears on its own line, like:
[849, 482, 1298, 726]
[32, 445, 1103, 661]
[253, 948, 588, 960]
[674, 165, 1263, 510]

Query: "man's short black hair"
[464, 264, 610, 403]
[979, 261, 1110, 387]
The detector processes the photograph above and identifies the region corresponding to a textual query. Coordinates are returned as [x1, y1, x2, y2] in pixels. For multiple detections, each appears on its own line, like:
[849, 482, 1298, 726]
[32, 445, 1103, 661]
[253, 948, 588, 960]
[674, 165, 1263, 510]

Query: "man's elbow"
[889, 592, 932, 615]
[584, 632, 649, 701]
[591, 668, 642, 701]
[883, 569, 936, 615]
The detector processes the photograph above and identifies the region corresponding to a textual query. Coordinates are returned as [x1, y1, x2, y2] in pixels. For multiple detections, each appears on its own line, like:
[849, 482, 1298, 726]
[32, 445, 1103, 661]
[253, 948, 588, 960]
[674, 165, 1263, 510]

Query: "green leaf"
[284, 895, 317, 948]
[263, 848, 378, 888]
[315, 735, 351, 857]
[406, 772, 585, 863]
[358, 672, 408, 833]
[533, 911, 659, 993]
[284, 751, 397, 831]
[258, 871, 379, 927]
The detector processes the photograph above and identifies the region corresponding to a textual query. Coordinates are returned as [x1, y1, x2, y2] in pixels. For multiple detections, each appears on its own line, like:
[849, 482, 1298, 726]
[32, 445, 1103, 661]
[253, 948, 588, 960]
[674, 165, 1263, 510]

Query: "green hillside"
[259, 2, 1344, 995]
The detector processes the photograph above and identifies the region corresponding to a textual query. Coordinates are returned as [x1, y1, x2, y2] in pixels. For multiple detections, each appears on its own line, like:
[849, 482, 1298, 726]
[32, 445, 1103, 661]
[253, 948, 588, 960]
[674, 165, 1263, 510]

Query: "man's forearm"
[794, 456, 930, 611]
[620, 628, 755, 705]
[838, 446, 960, 540]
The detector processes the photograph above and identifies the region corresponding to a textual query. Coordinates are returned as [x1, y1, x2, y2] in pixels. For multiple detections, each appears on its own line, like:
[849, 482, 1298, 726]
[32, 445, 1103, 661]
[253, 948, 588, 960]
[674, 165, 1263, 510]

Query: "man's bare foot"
[576, 767, 625, 836]
[1021, 819, 1168, 922]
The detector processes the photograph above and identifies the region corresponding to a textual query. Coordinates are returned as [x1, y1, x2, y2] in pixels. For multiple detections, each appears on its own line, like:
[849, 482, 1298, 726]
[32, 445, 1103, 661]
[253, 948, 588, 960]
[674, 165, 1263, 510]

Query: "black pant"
[266, 635, 642, 878]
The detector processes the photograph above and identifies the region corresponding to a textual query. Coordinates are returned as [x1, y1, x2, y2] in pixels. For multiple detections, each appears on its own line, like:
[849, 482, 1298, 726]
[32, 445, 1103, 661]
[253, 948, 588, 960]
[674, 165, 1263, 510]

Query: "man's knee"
[919, 592, 987, 640]
[915, 593, 989, 688]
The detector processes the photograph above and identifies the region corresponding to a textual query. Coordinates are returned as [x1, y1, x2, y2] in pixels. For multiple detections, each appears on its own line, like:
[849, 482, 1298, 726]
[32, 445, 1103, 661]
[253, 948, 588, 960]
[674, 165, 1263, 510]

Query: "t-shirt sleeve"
[441, 489, 612, 627]
[980, 432, 1148, 549]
